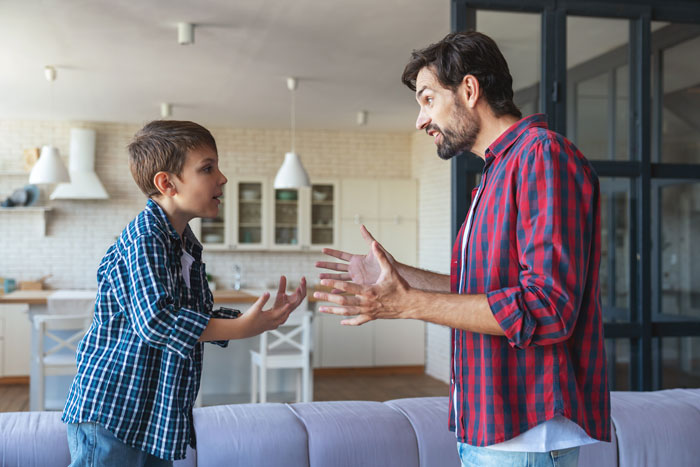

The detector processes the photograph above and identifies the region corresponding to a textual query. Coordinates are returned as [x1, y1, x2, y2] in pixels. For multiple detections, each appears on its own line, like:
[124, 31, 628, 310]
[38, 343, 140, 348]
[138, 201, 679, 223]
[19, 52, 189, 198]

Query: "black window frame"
[450, 0, 700, 391]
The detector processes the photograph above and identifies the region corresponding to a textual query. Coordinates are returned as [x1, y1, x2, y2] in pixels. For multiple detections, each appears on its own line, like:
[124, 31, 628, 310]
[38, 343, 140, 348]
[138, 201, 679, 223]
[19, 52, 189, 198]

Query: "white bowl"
[241, 190, 258, 200]
[312, 191, 327, 201]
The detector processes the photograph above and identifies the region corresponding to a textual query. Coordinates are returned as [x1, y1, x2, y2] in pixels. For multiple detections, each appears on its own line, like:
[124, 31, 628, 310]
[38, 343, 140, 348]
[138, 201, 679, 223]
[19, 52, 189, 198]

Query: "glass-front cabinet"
[190, 177, 338, 251]
[309, 182, 338, 250]
[271, 187, 302, 250]
[233, 178, 268, 250]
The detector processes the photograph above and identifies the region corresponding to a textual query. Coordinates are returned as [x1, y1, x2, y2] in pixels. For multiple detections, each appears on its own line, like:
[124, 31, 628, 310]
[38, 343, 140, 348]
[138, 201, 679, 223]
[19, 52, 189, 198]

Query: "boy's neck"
[151, 196, 190, 238]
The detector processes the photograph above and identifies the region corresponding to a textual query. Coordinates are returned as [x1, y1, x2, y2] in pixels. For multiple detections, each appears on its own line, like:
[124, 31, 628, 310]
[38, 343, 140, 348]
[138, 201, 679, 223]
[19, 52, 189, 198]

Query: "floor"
[0, 369, 450, 412]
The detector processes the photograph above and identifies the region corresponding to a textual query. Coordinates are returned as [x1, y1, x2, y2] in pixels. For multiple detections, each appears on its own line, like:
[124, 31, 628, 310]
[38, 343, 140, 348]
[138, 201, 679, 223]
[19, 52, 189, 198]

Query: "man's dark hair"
[401, 31, 522, 119]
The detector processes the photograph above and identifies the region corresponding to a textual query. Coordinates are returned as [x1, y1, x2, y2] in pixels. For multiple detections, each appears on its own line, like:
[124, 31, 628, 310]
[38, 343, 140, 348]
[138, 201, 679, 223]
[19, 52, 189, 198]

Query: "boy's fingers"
[251, 292, 270, 312]
[277, 275, 287, 296]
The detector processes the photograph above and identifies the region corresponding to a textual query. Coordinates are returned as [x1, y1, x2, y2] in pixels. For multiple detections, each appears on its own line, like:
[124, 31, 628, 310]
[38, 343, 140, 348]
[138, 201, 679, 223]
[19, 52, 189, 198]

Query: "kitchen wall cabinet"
[340, 178, 417, 267]
[191, 178, 339, 252]
[0, 305, 31, 377]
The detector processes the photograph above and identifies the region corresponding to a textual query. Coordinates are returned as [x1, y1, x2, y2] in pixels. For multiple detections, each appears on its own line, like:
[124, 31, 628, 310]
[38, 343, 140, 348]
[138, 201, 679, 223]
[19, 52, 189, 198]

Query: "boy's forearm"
[199, 317, 258, 342]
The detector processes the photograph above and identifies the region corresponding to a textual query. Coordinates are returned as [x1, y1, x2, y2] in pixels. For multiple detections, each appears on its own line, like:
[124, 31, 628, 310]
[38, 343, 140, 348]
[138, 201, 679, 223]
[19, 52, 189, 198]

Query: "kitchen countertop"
[0, 289, 259, 305]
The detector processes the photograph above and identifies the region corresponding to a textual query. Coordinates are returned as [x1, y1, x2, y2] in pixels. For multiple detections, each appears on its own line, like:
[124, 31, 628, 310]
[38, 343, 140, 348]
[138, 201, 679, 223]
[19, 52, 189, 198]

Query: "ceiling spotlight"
[178, 22, 194, 45]
[357, 110, 368, 126]
[161, 103, 172, 118]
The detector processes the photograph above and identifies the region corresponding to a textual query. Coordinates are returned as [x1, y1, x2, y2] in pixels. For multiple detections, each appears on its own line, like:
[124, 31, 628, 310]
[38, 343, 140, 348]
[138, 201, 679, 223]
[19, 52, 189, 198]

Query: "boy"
[62, 120, 307, 466]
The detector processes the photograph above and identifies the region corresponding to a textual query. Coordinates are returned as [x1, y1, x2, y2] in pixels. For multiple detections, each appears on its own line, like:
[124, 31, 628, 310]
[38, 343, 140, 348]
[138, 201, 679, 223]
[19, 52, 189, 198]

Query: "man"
[315, 31, 610, 466]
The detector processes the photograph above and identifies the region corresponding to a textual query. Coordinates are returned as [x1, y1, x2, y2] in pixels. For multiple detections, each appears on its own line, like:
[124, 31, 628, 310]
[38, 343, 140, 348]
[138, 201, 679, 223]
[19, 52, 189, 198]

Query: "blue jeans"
[67, 422, 173, 467]
[458, 442, 579, 467]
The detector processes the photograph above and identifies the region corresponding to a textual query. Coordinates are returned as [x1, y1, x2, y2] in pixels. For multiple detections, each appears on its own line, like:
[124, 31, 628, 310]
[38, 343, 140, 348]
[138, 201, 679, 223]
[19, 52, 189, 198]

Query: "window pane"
[655, 181, 700, 321]
[605, 338, 630, 391]
[658, 337, 700, 389]
[476, 11, 540, 115]
[600, 178, 631, 322]
[656, 28, 700, 163]
[567, 16, 630, 160]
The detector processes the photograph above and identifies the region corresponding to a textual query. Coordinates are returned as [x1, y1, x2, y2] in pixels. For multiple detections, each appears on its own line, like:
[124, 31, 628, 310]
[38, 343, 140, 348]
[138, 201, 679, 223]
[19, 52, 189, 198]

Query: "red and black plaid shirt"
[448, 114, 610, 445]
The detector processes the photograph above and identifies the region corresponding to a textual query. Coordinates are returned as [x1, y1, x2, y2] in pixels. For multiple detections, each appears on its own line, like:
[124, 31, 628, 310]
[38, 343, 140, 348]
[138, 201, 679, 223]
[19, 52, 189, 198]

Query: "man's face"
[414, 67, 481, 160]
[171, 146, 227, 219]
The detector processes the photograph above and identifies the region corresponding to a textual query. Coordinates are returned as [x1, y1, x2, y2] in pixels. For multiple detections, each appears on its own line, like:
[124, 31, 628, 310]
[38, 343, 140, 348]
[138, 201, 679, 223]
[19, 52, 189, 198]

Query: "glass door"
[310, 183, 337, 249]
[272, 188, 301, 249]
[236, 180, 266, 249]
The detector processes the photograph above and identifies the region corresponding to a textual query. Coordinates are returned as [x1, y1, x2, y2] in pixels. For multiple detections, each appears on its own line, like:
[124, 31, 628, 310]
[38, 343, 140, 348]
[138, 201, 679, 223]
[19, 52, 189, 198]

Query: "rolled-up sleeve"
[119, 234, 210, 358]
[487, 137, 597, 349]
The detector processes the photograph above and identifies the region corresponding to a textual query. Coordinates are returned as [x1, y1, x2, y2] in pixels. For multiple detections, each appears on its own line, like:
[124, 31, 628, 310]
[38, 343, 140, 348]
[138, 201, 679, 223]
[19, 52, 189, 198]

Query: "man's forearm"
[401, 289, 504, 336]
[395, 263, 451, 293]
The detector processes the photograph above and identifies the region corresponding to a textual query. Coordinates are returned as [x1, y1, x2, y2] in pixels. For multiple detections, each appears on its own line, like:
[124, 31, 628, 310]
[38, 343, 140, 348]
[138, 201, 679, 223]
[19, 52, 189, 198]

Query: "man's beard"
[431, 100, 481, 160]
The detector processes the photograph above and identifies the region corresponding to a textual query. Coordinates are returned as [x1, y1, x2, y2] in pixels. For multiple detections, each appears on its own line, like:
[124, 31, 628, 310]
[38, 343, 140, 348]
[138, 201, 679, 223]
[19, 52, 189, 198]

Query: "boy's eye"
[202, 166, 212, 173]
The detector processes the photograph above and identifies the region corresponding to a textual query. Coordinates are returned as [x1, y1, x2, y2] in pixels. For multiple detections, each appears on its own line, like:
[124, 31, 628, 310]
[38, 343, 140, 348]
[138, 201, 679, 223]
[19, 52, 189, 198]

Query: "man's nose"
[416, 110, 430, 131]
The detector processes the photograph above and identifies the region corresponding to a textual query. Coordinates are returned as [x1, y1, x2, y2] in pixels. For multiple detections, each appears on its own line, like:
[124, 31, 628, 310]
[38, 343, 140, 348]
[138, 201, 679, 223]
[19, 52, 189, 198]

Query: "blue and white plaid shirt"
[62, 199, 238, 460]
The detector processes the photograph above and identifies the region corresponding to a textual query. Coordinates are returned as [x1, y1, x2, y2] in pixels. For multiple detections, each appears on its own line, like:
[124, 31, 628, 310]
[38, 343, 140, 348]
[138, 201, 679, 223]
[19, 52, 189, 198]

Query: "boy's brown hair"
[127, 120, 218, 197]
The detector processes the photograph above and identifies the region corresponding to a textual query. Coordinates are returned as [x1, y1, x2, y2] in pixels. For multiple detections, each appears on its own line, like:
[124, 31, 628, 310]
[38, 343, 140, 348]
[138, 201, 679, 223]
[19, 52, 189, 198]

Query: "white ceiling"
[1, 1, 660, 131]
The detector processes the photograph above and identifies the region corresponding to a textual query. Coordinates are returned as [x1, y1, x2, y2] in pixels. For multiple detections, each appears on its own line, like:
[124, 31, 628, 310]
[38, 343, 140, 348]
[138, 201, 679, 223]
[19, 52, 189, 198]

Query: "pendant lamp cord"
[290, 85, 296, 153]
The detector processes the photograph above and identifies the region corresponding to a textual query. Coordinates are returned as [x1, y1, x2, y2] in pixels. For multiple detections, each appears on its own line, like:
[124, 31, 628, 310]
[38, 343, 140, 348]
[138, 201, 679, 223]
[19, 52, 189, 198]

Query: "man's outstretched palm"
[316, 225, 394, 287]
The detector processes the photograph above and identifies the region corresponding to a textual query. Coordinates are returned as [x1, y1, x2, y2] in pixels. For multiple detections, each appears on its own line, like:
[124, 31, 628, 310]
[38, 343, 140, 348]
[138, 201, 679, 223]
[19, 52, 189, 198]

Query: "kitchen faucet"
[233, 264, 242, 291]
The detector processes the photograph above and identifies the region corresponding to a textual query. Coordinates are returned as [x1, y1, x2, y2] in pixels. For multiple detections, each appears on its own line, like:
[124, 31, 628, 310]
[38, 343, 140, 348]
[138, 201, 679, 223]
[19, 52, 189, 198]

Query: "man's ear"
[460, 74, 481, 109]
[153, 171, 177, 197]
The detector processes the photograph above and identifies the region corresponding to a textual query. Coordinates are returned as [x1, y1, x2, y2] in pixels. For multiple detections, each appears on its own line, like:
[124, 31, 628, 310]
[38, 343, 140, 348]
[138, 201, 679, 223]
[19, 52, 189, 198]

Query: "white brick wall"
[0, 120, 411, 290]
[1, 119, 453, 381]
[411, 131, 452, 383]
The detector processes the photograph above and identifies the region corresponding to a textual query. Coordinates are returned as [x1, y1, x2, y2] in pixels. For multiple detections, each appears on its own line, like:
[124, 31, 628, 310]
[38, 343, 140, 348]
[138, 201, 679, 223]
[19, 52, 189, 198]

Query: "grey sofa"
[2, 389, 700, 466]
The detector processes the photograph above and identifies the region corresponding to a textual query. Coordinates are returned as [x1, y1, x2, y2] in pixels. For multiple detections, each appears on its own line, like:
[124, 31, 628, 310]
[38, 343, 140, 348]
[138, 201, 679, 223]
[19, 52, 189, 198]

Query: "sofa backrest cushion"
[0, 411, 69, 467]
[193, 403, 308, 467]
[610, 388, 700, 467]
[385, 397, 460, 467]
[290, 401, 419, 467]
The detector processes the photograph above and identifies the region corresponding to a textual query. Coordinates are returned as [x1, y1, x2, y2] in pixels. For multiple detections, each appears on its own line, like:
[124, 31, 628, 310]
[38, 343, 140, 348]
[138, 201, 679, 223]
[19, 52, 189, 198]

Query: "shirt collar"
[485, 113, 548, 162]
[144, 199, 203, 260]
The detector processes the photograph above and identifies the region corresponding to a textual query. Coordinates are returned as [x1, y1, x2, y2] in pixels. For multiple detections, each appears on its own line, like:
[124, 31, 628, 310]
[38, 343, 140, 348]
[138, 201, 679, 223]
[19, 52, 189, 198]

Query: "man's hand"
[313, 241, 410, 325]
[241, 275, 307, 336]
[316, 225, 395, 289]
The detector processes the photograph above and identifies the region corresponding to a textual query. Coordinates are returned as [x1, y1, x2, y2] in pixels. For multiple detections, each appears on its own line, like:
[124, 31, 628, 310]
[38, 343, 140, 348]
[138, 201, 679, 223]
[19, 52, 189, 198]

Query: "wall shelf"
[0, 206, 53, 236]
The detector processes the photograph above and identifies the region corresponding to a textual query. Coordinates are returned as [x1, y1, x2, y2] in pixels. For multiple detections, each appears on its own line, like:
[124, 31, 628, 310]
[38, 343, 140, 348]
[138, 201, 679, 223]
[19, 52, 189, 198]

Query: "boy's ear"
[153, 171, 177, 197]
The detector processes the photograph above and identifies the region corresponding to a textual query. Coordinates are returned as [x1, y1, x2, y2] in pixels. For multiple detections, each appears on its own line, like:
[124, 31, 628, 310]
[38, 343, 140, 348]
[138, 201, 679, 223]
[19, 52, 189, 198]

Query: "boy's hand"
[241, 275, 307, 336]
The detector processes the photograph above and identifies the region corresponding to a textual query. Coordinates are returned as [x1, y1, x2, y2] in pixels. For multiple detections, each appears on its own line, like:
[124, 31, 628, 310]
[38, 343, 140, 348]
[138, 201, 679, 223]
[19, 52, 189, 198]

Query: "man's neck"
[152, 197, 188, 237]
[471, 113, 521, 160]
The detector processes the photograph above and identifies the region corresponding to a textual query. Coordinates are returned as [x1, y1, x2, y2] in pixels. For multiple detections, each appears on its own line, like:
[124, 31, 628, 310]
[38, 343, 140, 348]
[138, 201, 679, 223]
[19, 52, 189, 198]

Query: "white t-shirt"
[485, 415, 598, 452]
[180, 248, 195, 289]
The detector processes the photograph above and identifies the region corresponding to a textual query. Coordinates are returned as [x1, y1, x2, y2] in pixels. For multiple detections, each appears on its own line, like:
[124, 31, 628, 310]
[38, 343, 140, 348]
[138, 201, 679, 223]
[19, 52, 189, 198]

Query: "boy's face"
[171, 146, 227, 220]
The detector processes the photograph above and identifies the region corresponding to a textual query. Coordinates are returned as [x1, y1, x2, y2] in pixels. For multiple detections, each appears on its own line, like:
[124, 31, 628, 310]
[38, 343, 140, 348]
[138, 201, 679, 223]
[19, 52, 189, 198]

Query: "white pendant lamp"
[274, 77, 310, 189]
[29, 145, 70, 184]
[29, 66, 70, 185]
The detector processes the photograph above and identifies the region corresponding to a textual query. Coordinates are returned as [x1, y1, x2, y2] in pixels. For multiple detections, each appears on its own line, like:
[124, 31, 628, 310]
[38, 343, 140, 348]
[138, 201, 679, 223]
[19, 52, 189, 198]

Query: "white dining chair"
[34, 313, 92, 411]
[250, 308, 313, 403]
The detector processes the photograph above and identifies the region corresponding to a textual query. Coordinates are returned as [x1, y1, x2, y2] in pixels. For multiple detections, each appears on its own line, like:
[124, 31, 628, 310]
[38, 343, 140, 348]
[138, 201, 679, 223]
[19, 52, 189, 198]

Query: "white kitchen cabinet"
[308, 181, 340, 251]
[0, 305, 31, 377]
[373, 319, 425, 366]
[317, 313, 374, 367]
[190, 178, 339, 251]
[340, 178, 418, 267]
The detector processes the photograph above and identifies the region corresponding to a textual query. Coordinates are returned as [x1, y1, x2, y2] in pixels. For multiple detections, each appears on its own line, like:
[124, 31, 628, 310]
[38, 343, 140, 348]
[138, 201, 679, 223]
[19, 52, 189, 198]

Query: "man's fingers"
[319, 272, 352, 281]
[317, 305, 361, 316]
[313, 290, 363, 307]
[341, 314, 373, 326]
[373, 241, 392, 271]
[321, 248, 354, 262]
[316, 261, 349, 272]
[360, 225, 378, 246]
[319, 279, 363, 295]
